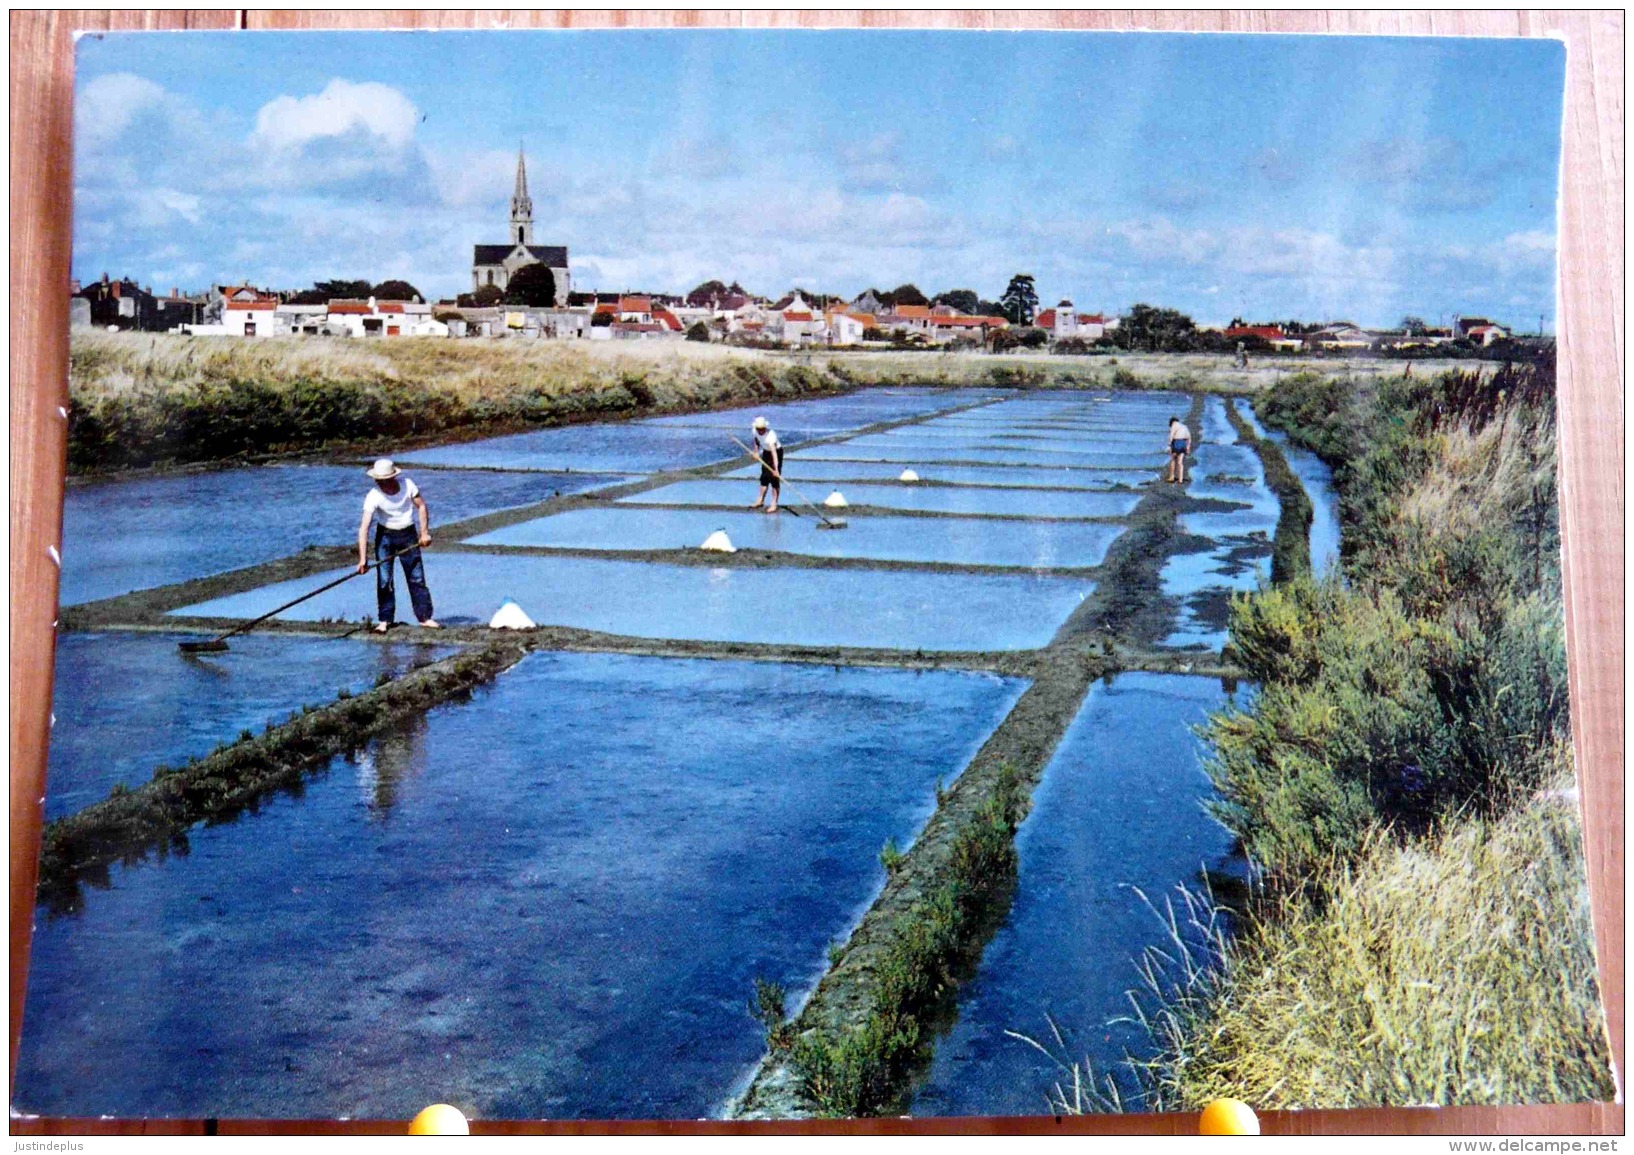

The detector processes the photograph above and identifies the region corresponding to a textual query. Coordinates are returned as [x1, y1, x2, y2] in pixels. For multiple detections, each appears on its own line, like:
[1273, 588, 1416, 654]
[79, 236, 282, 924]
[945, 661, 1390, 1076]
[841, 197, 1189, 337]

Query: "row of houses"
[1221, 316, 1513, 351]
[72, 275, 1518, 353]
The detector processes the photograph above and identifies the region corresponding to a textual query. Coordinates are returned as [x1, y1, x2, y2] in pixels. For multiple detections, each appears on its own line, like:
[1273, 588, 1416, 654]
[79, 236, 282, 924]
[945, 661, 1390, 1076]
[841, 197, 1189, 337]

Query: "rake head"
[178, 640, 230, 653]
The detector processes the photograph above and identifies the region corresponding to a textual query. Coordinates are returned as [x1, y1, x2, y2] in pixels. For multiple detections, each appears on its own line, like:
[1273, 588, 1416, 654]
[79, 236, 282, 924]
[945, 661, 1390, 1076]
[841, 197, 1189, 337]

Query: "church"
[471, 149, 571, 304]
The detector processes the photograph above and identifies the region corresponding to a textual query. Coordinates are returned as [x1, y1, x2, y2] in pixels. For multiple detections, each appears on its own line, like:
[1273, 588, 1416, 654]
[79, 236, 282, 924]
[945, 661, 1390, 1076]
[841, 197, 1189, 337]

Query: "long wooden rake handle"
[731, 435, 844, 528]
[184, 546, 416, 649]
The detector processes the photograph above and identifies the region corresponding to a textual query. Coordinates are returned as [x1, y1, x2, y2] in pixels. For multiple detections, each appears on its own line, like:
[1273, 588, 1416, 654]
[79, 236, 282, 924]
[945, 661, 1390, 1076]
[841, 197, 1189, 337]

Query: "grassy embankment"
[1046, 363, 1615, 1110]
[37, 641, 526, 909]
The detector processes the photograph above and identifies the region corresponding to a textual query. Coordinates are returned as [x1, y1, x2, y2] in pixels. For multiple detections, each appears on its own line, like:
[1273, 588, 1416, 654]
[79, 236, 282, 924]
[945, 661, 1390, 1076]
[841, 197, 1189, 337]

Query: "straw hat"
[752, 416, 769, 431]
[366, 458, 400, 480]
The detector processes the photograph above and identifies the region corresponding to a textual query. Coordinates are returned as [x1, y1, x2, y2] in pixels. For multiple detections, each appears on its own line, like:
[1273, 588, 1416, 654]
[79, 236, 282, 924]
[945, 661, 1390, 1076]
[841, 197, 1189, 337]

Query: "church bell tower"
[511, 146, 533, 246]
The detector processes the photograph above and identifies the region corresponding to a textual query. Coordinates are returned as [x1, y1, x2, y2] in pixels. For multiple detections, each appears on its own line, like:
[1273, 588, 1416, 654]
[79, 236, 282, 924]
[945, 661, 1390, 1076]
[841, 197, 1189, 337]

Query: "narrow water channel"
[912, 672, 1245, 1116]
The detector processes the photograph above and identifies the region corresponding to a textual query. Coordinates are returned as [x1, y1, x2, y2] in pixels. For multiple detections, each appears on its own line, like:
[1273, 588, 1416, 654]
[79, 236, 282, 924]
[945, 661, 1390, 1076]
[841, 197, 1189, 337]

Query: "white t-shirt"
[754, 428, 780, 455]
[1169, 422, 1192, 444]
[363, 477, 420, 530]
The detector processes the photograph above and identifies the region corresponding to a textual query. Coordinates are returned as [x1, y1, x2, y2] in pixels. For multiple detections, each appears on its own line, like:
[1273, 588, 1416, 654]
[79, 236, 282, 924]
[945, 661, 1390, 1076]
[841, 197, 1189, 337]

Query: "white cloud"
[76, 72, 173, 151]
[252, 80, 419, 153]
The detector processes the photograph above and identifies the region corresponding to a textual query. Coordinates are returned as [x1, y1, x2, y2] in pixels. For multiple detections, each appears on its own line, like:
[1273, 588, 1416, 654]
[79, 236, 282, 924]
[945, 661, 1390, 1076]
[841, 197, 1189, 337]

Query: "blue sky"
[74, 30, 1564, 326]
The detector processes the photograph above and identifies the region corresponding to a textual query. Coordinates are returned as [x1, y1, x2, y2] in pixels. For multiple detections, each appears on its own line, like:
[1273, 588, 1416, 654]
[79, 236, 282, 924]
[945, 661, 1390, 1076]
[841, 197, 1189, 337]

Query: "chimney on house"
[101, 272, 109, 285]
[171, 287, 179, 299]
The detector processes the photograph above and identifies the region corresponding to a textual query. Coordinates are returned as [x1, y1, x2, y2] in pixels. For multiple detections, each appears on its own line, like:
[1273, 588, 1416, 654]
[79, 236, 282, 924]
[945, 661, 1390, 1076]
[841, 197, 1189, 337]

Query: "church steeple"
[510, 145, 533, 246]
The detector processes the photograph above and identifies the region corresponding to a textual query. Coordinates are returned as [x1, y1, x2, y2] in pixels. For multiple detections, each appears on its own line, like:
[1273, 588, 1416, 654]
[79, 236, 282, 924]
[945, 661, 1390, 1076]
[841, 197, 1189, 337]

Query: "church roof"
[472, 244, 569, 266]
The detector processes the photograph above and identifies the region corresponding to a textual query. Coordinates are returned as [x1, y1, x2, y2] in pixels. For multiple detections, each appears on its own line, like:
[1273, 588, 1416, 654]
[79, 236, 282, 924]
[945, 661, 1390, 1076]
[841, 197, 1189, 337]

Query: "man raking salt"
[358, 458, 440, 633]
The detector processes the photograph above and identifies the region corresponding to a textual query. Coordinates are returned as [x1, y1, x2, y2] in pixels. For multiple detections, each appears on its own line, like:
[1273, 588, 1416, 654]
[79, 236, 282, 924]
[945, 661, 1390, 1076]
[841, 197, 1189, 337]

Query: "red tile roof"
[891, 304, 931, 319]
[619, 296, 652, 312]
[328, 302, 372, 314]
[929, 315, 1005, 329]
[783, 311, 814, 322]
[226, 300, 276, 311]
[1224, 325, 1287, 341]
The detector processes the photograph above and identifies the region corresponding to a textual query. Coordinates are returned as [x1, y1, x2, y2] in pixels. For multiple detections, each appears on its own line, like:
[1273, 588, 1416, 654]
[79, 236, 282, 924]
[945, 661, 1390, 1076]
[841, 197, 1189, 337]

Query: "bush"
[685, 322, 710, 343]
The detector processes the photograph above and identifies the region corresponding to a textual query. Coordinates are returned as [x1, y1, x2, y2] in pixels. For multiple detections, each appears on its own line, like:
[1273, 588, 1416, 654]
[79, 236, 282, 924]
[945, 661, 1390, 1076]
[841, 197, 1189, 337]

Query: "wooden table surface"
[9, 9, 1623, 1136]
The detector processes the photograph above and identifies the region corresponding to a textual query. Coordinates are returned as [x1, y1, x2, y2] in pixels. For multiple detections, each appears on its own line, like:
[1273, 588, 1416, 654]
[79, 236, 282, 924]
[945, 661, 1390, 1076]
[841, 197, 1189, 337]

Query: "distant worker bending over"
[1165, 415, 1192, 484]
[749, 416, 783, 514]
[358, 457, 440, 633]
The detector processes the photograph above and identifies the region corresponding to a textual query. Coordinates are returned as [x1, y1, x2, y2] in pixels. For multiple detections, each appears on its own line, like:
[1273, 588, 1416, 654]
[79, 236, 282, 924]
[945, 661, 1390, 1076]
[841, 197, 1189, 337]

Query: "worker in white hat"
[749, 416, 783, 514]
[357, 458, 439, 632]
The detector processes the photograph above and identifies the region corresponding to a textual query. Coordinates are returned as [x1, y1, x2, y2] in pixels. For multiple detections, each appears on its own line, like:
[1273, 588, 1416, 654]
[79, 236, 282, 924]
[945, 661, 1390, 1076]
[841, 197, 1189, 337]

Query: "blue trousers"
[375, 524, 434, 624]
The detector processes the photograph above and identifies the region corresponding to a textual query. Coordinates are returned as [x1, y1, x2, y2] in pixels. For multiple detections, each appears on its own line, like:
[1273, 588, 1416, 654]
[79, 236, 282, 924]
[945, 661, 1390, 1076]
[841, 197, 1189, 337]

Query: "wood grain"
[9, 9, 1623, 1134]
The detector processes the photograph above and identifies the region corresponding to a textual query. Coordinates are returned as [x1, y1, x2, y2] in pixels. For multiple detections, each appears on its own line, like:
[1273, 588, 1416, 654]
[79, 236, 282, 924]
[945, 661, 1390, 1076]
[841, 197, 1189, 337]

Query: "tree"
[315, 279, 374, 301]
[503, 263, 557, 307]
[932, 289, 980, 315]
[685, 321, 711, 342]
[886, 283, 928, 307]
[999, 274, 1039, 326]
[457, 285, 505, 307]
[1113, 303, 1198, 352]
[976, 299, 1005, 318]
[687, 279, 730, 306]
[372, 279, 423, 303]
[1399, 315, 1428, 335]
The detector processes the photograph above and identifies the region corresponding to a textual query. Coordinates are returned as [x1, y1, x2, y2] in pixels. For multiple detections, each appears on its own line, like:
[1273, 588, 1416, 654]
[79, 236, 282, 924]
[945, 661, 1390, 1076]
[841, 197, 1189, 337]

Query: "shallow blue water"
[1161, 425, 1278, 650]
[1245, 404, 1341, 579]
[170, 553, 1096, 651]
[395, 421, 763, 474]
[721, 460, 1144, 489]
[792, 445, 1164, 469]
[15, 651, 1027, 1120]
[60, 466, 621, 606]
[639, 387, 1002, 430]
[913, 672, 1241, 1116]
[42, 633, 460, 821]
[831, 431, 1162, 456]
[620, 480, 1143, 520]
[468, 508, 1126, 569]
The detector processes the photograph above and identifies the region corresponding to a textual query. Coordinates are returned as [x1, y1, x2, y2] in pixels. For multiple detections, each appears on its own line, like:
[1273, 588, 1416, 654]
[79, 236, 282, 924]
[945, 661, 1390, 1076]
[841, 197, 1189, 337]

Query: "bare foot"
[766, 505, 779, 514]
[419, 619, 442, 629]
[373, 621, 391, 633]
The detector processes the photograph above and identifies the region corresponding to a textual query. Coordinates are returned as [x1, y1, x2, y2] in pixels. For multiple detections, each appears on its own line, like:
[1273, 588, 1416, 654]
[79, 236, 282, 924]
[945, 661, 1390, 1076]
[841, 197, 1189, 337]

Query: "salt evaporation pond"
[792, 445, 1164, 469]
[468, 508, 1126, 569]
[15, 651, 1026, 1120]
[60, 465, 621, 606]
[621, 479, 1143, 520]
[1241, 403, 1341, 577]
[42, 633, 460, 821]
[1160, 399, 1277, 650]
[913, 673, 1241, 1116]
[395, 421, 760, 474]
[830, 431, 1162, 456]
[639, 386, 1002, 431]
[171, 553, 1095, 651]
[721, 460, 1142, 489]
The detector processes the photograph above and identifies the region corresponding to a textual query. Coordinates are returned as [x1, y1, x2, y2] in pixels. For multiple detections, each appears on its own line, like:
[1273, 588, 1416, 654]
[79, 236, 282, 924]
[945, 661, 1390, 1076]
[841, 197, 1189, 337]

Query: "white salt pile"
[700, 530, 737, 552]
[489, 599, 537, 629]
[824, 490, 849, 508]
[898, 469, 920, 482]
